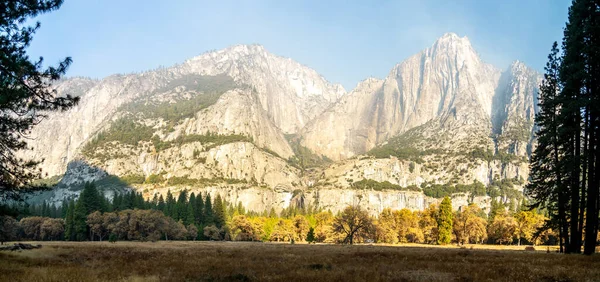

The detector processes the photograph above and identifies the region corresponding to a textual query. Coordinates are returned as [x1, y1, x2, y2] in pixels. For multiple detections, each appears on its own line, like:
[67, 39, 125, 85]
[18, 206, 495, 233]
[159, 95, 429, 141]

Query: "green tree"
[176, 190, 188, 221]
[64, 199, 75, 241]
[164, 190, 175, 219]
[73, 199, 88, 241]
[157, 194, 165, 212]
[213, 194, 226, 229]
[306, 227, 316, 244]
[79, 182, 104, 214]
[185, 201, 195, 226]
[488, 199, 505, 222]
[0, 0, 79, 204]
[195, 193, 204, 225]
[203, 194, 214, 226]
[526, 0, 600, 254]
[436, 197, 453, 245]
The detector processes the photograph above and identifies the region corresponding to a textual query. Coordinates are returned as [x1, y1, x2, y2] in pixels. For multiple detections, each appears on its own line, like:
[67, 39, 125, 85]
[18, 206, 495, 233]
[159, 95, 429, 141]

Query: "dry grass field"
[0, 241, 599, 282]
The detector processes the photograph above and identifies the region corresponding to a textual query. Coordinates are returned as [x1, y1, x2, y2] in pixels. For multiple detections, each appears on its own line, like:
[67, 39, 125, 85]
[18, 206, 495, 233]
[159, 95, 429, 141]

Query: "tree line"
[527, 0, 600, 254]
[1, 183, 554, 246]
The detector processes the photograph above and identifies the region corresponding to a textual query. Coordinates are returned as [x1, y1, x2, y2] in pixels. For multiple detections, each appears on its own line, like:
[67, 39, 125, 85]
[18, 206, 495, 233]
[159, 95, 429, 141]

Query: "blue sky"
[28, 0, 571, 90]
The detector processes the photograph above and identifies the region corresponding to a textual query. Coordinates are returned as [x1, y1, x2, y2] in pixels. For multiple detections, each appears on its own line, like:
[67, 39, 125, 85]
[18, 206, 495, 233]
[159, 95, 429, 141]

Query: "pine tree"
[436, 197, 453, 245]
[527, 0, 600, 254]
[41, 201, 48, 217]
[134, 192, 145, 209]
[580, 0, 600, 255]
[268, 207, 278, 218]
[151, 193, 159, 209]
[64, 200, 75, 241]
[213, 194, 226, 228]
[203, 194, 214, 226]
[78, 182, 104, 214]
[0, 0, 79, 204]
[185, 201, 195, 226]
[236, 202, 245, 215]
[61, 199, 69, 218]
[306, 227, 315, 244]
[73, 199, 88, 241]
[165, 190, 175, 219]
[195, 193, 204, 225]
[157, 195, 165, 212]
[176, 190, 188, 221]
[526, 42, 569, 252]
[112, 194, 122, 211]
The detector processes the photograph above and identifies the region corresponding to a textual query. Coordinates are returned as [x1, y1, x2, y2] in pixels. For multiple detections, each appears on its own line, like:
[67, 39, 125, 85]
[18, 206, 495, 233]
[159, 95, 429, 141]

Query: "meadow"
[0, 241, 598, 282]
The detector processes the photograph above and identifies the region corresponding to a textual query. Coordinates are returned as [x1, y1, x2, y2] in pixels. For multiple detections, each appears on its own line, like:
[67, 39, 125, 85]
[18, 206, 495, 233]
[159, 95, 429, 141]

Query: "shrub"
[109, 233, 117, 243]
[146, 174, 164, 184]
[352, 179, 420, 192]
[121, 174, 145, 185]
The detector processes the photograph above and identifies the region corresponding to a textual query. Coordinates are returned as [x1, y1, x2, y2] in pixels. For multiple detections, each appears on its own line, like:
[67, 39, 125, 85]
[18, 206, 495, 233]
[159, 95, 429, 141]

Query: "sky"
[27, 0, 572, 91]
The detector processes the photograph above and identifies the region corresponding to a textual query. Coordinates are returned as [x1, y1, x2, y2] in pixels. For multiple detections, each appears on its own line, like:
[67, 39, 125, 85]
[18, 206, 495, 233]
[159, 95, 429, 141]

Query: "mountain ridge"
[22, 32, 541, 215]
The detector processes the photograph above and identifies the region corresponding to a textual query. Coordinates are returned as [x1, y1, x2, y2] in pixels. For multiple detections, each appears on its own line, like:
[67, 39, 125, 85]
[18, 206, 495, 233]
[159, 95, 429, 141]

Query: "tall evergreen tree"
[213, 194, 226, 228]
[73, 198, 88, 241]
[165, 190, 175, 219]
[436, 197, 453, 245]
[203, 194, 214, 226]
[581, 0, 600, 255]
[157, 194, 165, 212]
[195, 193, 204, 225]
[112, 194, 122, 211]
[61, 199, 69, 218]
[79, 182, 104, 214]
[0, 0, 79, 204]
[527, 0, 600, 255]
[151, 193, 159, 210]
[185, 201, 195, 226]
[176, 190, 188, 221]
[527, 42, 569, 252]
[64, 199, 75, 241]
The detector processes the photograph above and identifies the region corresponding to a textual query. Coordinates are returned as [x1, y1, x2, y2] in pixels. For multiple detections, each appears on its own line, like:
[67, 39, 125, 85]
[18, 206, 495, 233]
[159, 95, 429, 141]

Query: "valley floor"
[0, 241, 598, 281]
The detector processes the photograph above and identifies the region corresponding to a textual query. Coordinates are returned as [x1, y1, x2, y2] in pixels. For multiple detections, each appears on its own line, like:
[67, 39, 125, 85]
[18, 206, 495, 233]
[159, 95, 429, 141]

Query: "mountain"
[22, 33, 541, 215]
[22, 45, 345, 177]
[300, 33, 538, 161]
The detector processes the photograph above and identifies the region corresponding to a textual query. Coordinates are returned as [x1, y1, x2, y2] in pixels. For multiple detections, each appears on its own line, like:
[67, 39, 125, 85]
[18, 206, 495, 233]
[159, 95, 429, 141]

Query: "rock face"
[22, 46, 345, 177]
[181, 45, 346, 133]
[493, 61, 540, 156]
[24, 33, 541, 214]
[300, 33, 540, 161]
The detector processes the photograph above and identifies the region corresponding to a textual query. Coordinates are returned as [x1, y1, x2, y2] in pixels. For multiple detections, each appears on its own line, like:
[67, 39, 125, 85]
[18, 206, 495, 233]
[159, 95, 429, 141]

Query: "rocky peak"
[300, 32, 538, 162]
[354, 77, 384, 90]
[181, 44, 345, 133]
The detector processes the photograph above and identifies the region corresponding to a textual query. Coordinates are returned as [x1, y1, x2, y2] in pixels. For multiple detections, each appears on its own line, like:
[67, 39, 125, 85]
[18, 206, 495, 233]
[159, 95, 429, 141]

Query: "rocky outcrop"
[300, 78, 384, 160]
[172, 89, 294, 159]
[494, 61, 540, 156]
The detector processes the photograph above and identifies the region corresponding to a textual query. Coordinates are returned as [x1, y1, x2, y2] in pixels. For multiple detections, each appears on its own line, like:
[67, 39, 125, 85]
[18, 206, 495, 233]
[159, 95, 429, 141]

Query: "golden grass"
[0, 241, 598, 282]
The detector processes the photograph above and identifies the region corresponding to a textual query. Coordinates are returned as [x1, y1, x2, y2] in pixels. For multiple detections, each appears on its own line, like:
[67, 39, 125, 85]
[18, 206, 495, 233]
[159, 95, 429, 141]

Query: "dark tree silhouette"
[527, 0, 600, 254]
[0, 0, 78, 202]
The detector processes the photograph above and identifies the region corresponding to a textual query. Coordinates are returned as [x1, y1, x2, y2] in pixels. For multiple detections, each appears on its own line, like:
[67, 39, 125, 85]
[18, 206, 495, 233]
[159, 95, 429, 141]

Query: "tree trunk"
[551, 101, 567, 253]
[569, 120, 582, 254]
[584, 113, 599, 255]
[580, 108, 590, 238]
